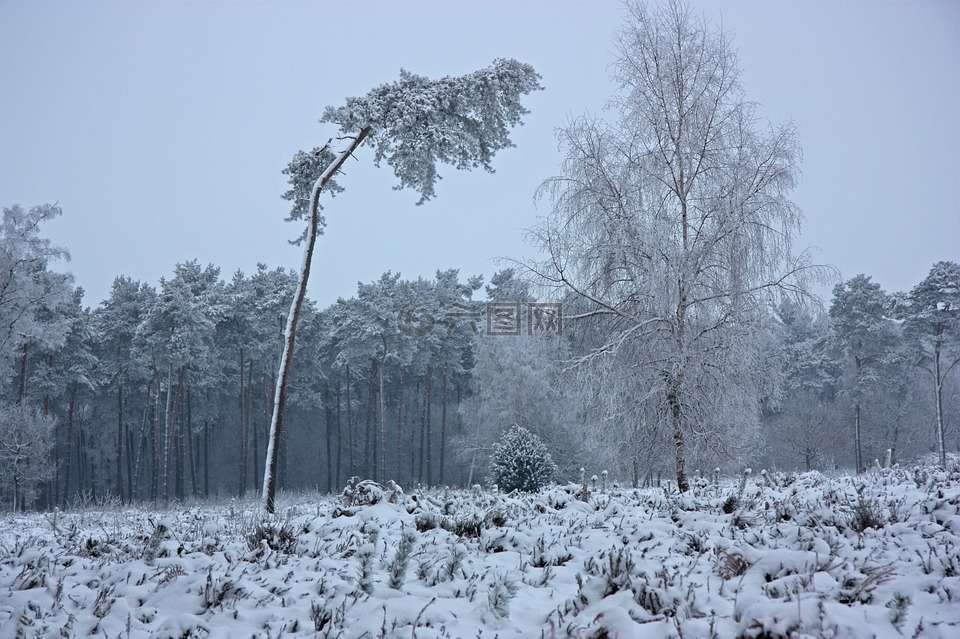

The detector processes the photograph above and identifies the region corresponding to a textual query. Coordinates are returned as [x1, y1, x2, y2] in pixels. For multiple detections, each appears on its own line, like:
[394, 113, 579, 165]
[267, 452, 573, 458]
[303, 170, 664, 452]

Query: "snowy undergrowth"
[1, 464, 958, 639]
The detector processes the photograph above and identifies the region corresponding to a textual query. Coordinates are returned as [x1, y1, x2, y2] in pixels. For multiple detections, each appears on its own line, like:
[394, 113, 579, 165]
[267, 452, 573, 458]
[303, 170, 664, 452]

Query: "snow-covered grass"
[1, 464, 958, 639]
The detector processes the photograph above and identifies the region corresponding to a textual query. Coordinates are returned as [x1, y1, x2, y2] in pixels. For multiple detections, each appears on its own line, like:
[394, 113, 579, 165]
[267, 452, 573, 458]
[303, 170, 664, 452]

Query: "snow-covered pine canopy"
[320, 58, 543, 205]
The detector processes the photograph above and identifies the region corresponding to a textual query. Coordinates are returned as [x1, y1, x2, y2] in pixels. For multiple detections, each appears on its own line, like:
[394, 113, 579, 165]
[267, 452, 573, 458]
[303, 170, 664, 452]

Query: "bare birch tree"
[529, 0, 828, 491]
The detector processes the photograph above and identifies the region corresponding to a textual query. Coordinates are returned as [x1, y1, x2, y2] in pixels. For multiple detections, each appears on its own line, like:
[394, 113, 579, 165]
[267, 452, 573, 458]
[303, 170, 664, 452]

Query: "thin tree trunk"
[126, 428, 134, 501]
[396, 369, 405, 484]
[239, 347, 247, 496]
[78, 427, 87, 498]
[117, 381, 124, 501]
[417, 379, 425, 483]
[854, 401, 863, 473]
[324, 384, 333, 492]
[188, 388, 197, 497]
[379, 336, 388, 482]
[134, 374, 154, 501]
[17, 343, 29, 401]
[152, 367, 162, 501]
[346, 364, 354, 479]
[366, 359, 377, 480]
[162, 363, 174, 501]
[425, 364, 433, 486]
[164, 365, 186, 501]
[203, 419, 210, 498]
[63, 389, 76, 506]
[246, 360, 253, 488]
[336, 378, 343, 489]
[933, 343, 947, 468]
[263, 126, 370, 514]
[440, 362, 447, 485]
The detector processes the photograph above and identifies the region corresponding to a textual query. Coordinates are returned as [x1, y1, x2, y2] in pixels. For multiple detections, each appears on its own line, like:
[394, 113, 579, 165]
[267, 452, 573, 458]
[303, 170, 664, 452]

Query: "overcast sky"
[2, 0, 957, 309]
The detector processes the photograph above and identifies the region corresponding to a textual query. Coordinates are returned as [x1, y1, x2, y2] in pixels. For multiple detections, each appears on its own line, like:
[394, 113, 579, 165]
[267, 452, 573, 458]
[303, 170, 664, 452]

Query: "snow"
[1, 463, 958, 638]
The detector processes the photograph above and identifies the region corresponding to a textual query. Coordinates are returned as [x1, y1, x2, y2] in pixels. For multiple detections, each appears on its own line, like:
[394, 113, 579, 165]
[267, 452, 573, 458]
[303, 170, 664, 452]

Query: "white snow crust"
[1, 462, 958, 638]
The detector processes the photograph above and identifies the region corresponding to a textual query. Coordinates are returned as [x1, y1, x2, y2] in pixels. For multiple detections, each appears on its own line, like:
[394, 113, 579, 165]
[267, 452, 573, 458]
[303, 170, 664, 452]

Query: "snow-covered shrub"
[245, 520, 297, 555]
[141, 518, 169, 565]
[388, 529, 416, 590]
[487, 573, 519, 619]
[489, 424, 557, 493]
[341, 478, 403, 507]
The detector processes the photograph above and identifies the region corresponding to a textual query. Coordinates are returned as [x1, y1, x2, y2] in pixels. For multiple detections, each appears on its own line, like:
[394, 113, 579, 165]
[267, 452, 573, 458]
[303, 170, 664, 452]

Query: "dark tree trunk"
[152, 368, 162, 501]
[187, 389, 197, 497]
[239, 347, 247, 496]
[203, 419, 210, 499]
[365, 358, 376, 480]
[346, 364, 354, 479]
[396, 369, 405, 484]
[425, 364, 433, 486]
[335, 378, 343, 489]
[324, 384, 333, 493]
[62, 389, 76, 506]
[379, 337, 388, 483]
[134, 374, 154, 501]
[440, 363, 448, 485]
[117, 381, 124, 501]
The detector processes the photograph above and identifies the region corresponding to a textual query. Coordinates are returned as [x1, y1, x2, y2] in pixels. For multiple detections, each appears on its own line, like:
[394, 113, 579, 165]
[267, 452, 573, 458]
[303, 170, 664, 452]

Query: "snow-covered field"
[1, 463, 958, 638]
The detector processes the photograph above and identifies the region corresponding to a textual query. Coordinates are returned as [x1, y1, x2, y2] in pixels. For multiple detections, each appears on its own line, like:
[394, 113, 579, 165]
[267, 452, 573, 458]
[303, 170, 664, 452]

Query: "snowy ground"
[1, 463, 958, 639]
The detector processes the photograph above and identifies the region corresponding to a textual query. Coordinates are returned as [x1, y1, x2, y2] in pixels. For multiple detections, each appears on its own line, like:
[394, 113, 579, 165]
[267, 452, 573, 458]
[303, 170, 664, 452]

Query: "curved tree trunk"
[263, 127, 370, 513]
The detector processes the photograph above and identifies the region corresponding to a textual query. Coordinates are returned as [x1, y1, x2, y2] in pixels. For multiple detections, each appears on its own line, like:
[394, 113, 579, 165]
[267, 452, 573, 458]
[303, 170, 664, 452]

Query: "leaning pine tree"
[263, 60, 542, 513]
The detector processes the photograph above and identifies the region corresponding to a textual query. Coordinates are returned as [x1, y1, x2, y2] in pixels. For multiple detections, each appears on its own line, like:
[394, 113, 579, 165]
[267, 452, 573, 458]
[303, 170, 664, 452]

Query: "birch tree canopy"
[530, 0, 829, 491]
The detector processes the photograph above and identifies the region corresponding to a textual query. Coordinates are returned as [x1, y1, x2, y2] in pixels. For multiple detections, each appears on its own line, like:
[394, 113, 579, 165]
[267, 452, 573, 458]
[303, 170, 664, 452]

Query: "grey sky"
[2, 0, 957, 309]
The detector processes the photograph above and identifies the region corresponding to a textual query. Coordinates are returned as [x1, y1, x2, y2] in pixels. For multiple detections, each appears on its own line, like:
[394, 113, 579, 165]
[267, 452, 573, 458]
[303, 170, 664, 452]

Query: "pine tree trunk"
[335, 378, 343, 489]
[933, 341, 947, 468]
[239, 347, 247, 496]
[854, 402, 863, 473]
[162, 363, 174, 501]
[63, 389, 76, 506]
[324, 383, 333, 493]
[133, 375, 153, 501]
[440, 363, 447, 485]
[152, 368, 162, 501]
[117, 381, 124, 501]
[187, 389, 197, 497]
[425, 364, 433, 486]
[366, 359, 377, 480]
[126, 427, 134, 501]
[417, 379, 425, 483]
[379, 337, 388, 483]
[203, 418, 210, 498]
[262, 126, 370, 514]
[396, 369, 405, 485]
[346, 364, 354, 479]
[164, 365, 186, 501]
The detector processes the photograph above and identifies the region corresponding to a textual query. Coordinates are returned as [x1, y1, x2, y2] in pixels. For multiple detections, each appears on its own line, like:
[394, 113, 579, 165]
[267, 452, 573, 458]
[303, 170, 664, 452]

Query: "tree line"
[1, 202, 955, 511]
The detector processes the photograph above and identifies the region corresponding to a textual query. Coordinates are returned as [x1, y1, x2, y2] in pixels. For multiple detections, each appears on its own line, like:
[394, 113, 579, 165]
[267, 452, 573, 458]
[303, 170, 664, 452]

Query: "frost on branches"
[263, 58, 541, 513]
[321, 58, 542, 204]
[489, 424, 557, 493]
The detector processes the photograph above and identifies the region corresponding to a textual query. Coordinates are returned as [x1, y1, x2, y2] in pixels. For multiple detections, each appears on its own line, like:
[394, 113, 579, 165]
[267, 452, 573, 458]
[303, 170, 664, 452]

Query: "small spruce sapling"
[489, 424, 557, 493]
